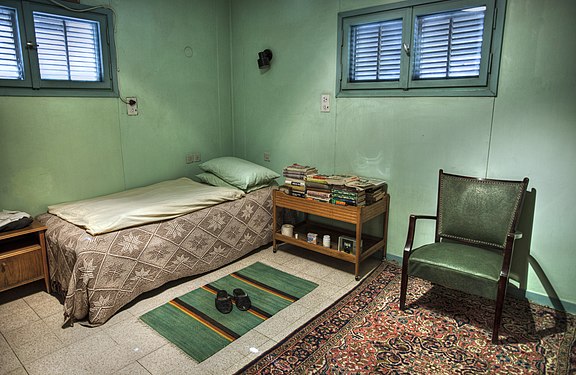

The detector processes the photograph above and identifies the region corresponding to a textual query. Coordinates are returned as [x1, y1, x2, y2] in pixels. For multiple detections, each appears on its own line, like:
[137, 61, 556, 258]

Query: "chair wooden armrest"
[403, 214, 437, 254]
[400, 214, 436, 311]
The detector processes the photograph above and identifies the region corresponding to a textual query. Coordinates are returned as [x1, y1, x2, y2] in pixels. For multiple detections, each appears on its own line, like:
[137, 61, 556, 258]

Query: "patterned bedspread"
[36, 186, 274, 326]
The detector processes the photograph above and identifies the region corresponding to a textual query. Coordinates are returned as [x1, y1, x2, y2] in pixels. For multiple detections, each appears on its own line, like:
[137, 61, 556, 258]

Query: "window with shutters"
[0, 0, 117, 97]
[337, 0, 506, 97]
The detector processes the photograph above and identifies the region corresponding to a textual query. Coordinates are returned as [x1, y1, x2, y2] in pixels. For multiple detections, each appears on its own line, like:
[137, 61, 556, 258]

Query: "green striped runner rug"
[140, 262, 318, 362]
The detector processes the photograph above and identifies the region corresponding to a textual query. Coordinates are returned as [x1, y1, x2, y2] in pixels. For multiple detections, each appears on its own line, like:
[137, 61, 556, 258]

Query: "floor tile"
[101, 308, 135, 328]
[113, 361, 151, 375]
[254, 303, 310, 339]
[25, 351, 91, 375]
[3, 319, 64, 365]
[137, 344, 200, 375]
[103, 316, 168, 358]
[37, 332, 136, 374]
[228, 329, 270, 358]
[5, 367, 27, 375]
[42, 311, 101, 346]
[198, 344, 246, 375]
[22, 291, 63, 319]
[0, 299, 40, 334]
[0, 333, 22, 375]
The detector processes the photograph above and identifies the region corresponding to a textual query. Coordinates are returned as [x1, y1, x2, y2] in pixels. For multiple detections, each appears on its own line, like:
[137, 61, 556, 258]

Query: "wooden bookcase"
[272, 190, 389, 280]
[0, 221, 50, 293]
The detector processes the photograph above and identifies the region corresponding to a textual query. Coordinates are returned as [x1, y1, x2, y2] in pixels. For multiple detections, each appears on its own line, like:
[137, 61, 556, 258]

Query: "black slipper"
[215, 290, 232, 314]
[233, 288, 251, 311]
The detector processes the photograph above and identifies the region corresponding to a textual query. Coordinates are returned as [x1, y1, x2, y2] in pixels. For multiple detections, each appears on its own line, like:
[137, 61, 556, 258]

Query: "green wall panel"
[111, 0, 233, 188]
[0, 0, 233, 215]
[0, 97, 124, 214]
[230, 0, 576, 309]
[488, 0, 576, 308]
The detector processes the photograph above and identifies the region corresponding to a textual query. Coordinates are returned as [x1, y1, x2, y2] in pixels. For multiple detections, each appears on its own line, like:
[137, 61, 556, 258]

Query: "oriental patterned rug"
[140, 262, 317, 362]
[237, 261, 576, 374]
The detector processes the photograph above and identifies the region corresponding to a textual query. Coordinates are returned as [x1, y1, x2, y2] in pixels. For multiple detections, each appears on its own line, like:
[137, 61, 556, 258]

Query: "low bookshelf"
[272, 190, 389, 280]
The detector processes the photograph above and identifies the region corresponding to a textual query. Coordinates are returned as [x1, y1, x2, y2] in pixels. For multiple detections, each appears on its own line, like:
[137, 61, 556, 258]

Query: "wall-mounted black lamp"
[257, 49, 273, 70]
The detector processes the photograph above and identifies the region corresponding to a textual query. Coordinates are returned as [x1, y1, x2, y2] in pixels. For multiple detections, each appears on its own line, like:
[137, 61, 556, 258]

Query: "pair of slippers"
[215, 288, 251, 314]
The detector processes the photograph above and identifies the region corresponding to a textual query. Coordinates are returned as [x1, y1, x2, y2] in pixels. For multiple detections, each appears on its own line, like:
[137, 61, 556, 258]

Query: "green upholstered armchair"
[399, 170, 529, 344]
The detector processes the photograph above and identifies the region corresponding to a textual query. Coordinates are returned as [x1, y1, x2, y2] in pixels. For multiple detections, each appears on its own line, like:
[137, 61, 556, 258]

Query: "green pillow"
[197, 172, 276, 192]
[196, 172, 237, 189]
[199, 157, 279, 190]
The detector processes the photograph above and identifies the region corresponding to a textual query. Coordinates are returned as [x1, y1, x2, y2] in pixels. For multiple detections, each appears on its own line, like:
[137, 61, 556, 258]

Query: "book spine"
[284, 179, 306, 187]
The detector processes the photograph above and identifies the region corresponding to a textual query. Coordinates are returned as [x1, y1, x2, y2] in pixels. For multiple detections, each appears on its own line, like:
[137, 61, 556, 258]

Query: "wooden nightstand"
[0, 221, 50, 293]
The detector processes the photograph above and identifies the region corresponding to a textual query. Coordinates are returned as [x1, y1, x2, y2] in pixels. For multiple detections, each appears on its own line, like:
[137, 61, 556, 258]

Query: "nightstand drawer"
[0, 246, 44, 291]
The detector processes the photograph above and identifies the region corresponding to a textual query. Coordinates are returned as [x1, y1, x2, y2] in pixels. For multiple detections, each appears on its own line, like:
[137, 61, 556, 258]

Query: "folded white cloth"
[0, 210, 31, 227]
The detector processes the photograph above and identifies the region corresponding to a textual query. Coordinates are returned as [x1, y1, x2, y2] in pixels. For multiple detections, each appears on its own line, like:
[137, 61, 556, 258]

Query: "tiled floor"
[0, 245, 382, 375]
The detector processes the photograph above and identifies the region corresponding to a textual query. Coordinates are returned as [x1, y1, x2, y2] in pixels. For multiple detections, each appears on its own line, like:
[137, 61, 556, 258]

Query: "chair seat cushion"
[408, 242, 503, 300]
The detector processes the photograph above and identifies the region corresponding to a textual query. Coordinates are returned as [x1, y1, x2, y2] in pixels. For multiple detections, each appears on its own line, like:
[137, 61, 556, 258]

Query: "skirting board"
[385, 254, 576, 315]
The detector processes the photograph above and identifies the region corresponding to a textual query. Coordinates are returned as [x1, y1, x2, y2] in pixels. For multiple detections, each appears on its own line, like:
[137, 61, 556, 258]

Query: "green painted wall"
[0, 0, 233, 214]
[231, 0, 576, 309]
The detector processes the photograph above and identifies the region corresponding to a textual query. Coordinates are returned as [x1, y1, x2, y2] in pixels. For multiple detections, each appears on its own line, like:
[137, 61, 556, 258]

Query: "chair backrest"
[436, 170, 529, 249]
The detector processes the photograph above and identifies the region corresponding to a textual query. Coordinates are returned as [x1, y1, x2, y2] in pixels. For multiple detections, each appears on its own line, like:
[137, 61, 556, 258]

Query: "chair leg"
[492, 278, 507, 344]
[399, 257, 409, 310]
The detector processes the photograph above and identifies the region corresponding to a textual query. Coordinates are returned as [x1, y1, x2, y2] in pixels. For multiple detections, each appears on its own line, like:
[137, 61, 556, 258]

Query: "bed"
[36, 177, 275, 326]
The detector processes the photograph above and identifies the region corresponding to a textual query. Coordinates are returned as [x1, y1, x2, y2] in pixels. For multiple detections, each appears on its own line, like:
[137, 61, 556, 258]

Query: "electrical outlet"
[264, 152, 270, 162]
[126, 97, 138, 116]
[186, 152, 201, 164]
[321, 94, 330, 113]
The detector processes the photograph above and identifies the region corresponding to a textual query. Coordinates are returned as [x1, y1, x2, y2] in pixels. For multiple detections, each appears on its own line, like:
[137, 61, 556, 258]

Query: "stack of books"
[365, 184, 387, 205]
[336, 178, 387, 206]
[305, 174, 332, 202]
[282, 164, 318, 198]
[280, 164, 387, 207]
[331, 186, 366, 206]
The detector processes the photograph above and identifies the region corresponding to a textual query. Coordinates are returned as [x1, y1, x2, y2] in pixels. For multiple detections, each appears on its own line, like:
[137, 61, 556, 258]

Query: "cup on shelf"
[281, 224, 294, 237]
[322, 235, 331, 248]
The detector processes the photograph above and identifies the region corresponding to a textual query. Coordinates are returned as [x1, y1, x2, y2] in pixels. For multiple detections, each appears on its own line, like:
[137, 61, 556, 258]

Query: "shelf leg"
[382, 196, 390, 261]
[354, 218, 363, 281]
[272, 196, 278, 253]
[39, 231, 51, 293]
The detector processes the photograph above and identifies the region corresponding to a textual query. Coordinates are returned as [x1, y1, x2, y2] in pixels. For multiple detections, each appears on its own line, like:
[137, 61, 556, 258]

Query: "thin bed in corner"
[36, 177, 275, 326]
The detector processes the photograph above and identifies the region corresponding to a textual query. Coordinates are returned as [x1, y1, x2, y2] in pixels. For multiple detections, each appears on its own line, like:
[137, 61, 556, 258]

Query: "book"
[325, 174, 359, 185]
[305, 174, 331, 184]
[284, 178, 306, 187]
[345, 177, 387, 191]
[306, 181, 331, 191]
[291, 191, 306, 198]
[306, 190, 331, 199]
[284, 163, 316, 172]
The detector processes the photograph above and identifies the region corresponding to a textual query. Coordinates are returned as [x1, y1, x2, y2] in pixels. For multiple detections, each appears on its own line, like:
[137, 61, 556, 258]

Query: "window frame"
[336, 0, 506, 97]
[0, 0, 117, 97]
[341, 9, 412, 92]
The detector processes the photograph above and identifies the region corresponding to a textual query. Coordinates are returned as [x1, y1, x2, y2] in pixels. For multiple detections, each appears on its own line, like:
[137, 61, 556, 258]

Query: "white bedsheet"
[48, 178, 245, 235]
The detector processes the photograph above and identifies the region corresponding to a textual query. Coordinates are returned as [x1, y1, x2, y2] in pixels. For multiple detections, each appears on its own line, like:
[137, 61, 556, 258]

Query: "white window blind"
[349, 19, 403, 82]
[413, 6, 486, 80]
[33, 12, 102, 82]
[0, 6, 23, 80]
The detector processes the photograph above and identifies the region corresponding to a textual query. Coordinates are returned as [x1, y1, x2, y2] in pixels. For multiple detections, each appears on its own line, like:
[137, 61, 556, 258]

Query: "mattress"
[48, 178, 245, 235]
[36, 185, 275, 326]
